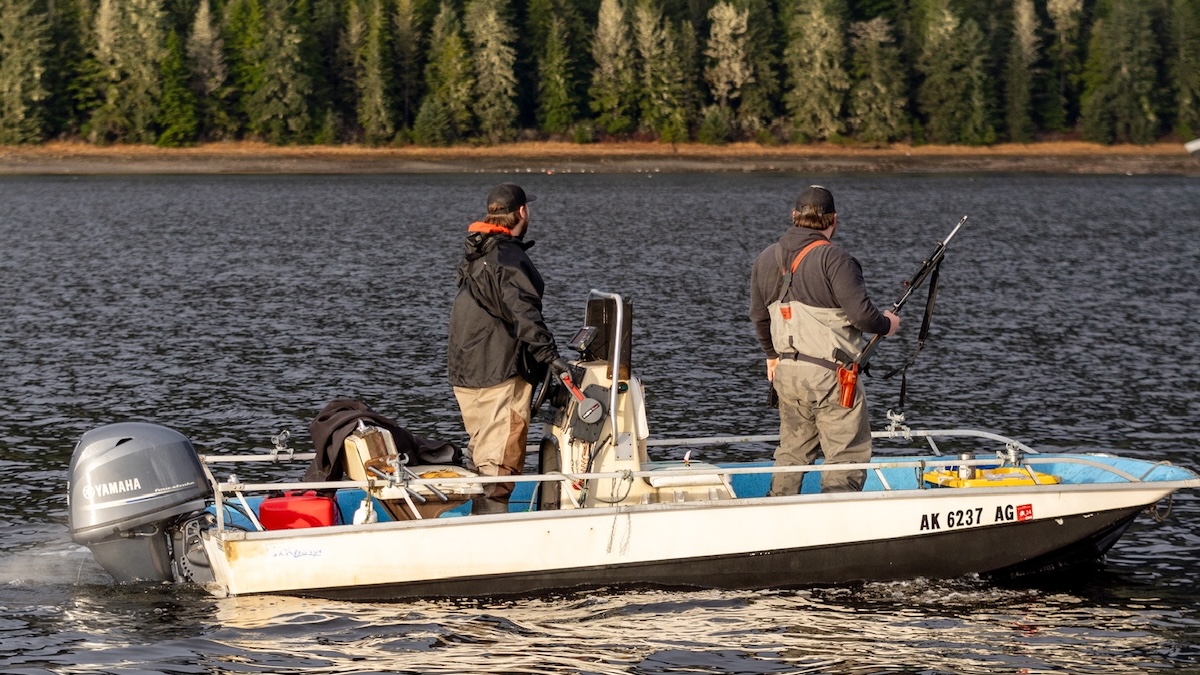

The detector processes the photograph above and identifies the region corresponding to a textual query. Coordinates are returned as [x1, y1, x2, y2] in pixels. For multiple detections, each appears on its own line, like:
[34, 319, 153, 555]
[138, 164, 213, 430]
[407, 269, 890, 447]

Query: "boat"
[67, 290, 1200, 600]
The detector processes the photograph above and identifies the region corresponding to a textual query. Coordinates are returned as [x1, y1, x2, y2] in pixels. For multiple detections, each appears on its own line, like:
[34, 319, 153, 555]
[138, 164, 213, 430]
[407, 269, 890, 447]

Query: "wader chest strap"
[773, 239, 832, 304]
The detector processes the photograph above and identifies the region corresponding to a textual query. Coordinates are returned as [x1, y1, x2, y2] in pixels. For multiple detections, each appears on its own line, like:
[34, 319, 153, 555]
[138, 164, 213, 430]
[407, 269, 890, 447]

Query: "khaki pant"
[453, 376, 532, 500]
[769, 360, 872, 495]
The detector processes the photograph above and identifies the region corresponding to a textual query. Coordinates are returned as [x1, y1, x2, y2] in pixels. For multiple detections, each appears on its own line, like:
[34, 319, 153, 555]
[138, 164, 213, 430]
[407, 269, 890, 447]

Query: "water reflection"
[196, 583, 1195, 674]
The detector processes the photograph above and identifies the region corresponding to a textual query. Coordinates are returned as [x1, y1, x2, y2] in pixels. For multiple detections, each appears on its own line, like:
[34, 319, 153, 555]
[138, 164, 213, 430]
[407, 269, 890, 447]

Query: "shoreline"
[0, 140, 1196, 175]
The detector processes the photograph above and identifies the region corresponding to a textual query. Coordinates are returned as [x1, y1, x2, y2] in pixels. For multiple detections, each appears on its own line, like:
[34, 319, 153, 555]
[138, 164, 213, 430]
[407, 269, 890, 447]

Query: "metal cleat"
[270, 430, 294, 460]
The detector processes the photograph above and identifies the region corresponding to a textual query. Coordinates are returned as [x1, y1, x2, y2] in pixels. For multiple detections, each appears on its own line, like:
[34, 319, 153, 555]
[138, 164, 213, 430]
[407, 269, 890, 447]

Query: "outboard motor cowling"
[68, 423, 211, 582]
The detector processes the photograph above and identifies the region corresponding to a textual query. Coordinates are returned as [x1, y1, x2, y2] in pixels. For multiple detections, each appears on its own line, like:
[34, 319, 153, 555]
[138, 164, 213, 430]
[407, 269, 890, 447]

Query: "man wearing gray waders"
[448, 183, 568, 514]
[749, 185, 900, 494]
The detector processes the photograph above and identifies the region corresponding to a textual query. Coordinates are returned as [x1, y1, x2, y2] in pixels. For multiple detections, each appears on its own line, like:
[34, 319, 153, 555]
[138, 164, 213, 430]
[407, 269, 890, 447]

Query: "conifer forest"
[1, 0, 1197, 147]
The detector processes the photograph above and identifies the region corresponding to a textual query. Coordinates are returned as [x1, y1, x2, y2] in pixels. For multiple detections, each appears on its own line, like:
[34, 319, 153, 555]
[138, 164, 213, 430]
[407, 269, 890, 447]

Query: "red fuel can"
[258, 491, 337, 529]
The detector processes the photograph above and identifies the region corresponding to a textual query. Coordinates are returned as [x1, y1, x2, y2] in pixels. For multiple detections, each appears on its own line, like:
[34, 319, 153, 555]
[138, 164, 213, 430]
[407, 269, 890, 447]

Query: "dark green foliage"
[697, 104, 731, 143]
[785, 0, 850, 141]
[731, 0, 779, 135]
[345, 0, 396, 145]
[917, 6, 995, 145]
[394, 0, 424, 130]
[43, 0, 87, 138]
[225, 0, 266, 133]
[847, 16, 906, 144]
[245, 0, 314, 144]
[84, 0, 167, 145]
[0, 0, 1188, 145]
[1081, 0, 1161, 144]
[423, 0, 474, 140]
[413, 95, 452, 144]
[187, 0, 235, 140]
[536, 15, 578, 134]
[590, 0, 637, 134]
[527, 0, 591, 127]
[156, 29, 198, 146]
[1003, 0, 1038, 143]
[1167, 0, 1200, 139]
[0, 0, 51, 144]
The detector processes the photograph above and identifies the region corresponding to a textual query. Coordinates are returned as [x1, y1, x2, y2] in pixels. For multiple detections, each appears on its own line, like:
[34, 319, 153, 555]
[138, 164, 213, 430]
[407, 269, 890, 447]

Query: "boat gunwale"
[204, 468, 1197, 545]
[196, 426, 1200, 537]
[205, 451, 1200, 494]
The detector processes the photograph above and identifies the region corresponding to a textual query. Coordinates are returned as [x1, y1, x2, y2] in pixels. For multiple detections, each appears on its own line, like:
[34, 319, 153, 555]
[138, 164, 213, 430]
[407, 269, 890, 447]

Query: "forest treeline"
[0, 0, 1197, 148]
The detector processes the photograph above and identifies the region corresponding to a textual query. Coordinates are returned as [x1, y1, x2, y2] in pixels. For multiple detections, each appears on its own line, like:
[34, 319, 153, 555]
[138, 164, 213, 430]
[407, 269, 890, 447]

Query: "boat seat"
[642, 461, 736, 501]
[375, 464, 482, 520]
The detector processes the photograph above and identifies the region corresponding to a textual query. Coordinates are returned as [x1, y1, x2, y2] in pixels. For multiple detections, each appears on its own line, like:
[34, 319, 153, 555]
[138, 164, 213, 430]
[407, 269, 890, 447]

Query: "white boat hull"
[200, 479, 1181, 599]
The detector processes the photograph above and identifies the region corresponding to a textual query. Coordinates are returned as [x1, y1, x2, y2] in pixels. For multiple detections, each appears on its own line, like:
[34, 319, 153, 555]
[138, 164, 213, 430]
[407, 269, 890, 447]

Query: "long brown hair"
[483, 209, 522, 228]
[792, 205, 836, 230]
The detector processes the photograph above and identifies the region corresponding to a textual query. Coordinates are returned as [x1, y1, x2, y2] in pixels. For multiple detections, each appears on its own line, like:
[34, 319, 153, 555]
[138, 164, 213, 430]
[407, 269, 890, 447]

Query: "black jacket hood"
[464, 231, 534, 262]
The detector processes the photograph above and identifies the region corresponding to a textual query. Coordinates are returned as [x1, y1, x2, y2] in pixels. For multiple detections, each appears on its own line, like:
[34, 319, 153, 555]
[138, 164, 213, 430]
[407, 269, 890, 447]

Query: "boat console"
[536, 290, 735, 510]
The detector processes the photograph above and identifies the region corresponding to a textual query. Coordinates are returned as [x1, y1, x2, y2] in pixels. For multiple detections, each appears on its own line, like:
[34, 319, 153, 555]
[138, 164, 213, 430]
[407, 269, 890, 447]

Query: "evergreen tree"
[658, 20, 694, 142]
[187, 0, 233, 139]
[590, 0, 637, 134]
[466, 0, 519, 143]
[847, 16, 907, 145]
[731, 0, 779, 136]
[1044, 0, 1083, 132]
[0, 0, 51, 144]
[345, 0, 396, 144]
[527, 0, 591, 129]
[632, 0, 690, 140]
[783, 0, 850, 141]
[633, 0, 668, 134]
[676, 20, 703, 130]
[225, 0, 267, 135]
[704, 0, 752, 136]
[156, 29, 198, 146]
[420, 0, 474, 141]
[244, 0, 314, 143]
[413, 93, 451, 144]
[917, 2, 994, 145]
[85, 0, 167, 144]
[1004, 0, 1039, 142]
[1168, 0, 1200, 139]
[43, 0, 88, 138]
[312, 0, 349, 137]
[536, 15, 578, 134]
[1081, 0, 1160, 144]
[394, 0, 423, 131]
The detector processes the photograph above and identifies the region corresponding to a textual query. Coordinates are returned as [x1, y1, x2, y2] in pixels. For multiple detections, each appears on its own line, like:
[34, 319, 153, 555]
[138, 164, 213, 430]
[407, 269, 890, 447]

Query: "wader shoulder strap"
[774, 239, 832, 304]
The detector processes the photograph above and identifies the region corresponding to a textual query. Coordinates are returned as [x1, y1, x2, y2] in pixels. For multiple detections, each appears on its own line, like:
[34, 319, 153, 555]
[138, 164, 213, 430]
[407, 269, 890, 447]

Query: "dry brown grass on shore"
[0, 139, 1191, 160]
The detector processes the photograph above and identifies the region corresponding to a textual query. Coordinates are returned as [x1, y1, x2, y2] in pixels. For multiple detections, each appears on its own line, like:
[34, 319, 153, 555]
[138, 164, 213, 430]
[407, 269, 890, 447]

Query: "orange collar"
[468, 221, 512, 235]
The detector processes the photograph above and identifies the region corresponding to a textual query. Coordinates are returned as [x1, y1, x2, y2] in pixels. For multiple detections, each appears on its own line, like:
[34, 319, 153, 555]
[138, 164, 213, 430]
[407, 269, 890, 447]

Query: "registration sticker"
[1016, 504, 1034, 521]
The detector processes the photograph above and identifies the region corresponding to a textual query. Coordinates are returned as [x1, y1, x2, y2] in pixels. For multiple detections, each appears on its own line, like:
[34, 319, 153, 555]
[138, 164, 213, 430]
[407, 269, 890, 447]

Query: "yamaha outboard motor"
[68, 423, 211, 582]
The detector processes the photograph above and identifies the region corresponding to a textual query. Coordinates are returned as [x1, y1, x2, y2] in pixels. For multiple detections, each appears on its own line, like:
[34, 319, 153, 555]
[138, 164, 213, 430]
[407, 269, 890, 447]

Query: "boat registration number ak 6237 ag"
[919, 503, 1034, 531]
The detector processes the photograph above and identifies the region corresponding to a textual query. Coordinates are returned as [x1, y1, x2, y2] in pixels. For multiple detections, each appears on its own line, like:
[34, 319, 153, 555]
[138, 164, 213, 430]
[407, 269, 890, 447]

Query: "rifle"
[834, 215, 968, 407]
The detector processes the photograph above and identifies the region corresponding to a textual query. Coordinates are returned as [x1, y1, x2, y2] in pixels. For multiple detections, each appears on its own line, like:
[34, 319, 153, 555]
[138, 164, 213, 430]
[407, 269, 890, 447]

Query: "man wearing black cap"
[749, 185, 899, 494]
[448, 183, 567, 514]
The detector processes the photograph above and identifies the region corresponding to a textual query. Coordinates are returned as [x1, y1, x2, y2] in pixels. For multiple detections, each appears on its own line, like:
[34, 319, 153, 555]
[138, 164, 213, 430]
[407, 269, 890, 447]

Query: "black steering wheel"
[530, 365, 556, 415]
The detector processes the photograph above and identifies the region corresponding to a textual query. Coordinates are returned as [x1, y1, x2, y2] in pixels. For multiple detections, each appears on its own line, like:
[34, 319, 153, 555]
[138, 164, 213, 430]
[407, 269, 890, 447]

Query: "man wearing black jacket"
[749, 185, 899, 494]
[448, 183, 567, 513]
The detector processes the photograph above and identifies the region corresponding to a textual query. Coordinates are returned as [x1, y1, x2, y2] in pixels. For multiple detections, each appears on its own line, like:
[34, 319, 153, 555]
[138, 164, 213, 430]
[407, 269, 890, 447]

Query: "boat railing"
[205, 453, 1159, 496]
[198, 428, 1163, 494]
[197, 425, 1190, 535]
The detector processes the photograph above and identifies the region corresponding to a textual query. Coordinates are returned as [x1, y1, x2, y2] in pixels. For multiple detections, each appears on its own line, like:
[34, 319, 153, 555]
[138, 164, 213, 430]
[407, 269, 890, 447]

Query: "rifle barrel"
[857, 215, 968, 367]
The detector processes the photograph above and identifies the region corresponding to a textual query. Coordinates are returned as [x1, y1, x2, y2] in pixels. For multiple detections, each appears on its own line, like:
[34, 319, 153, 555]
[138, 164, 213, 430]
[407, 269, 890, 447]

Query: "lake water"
[1, 172, 1198, 673]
